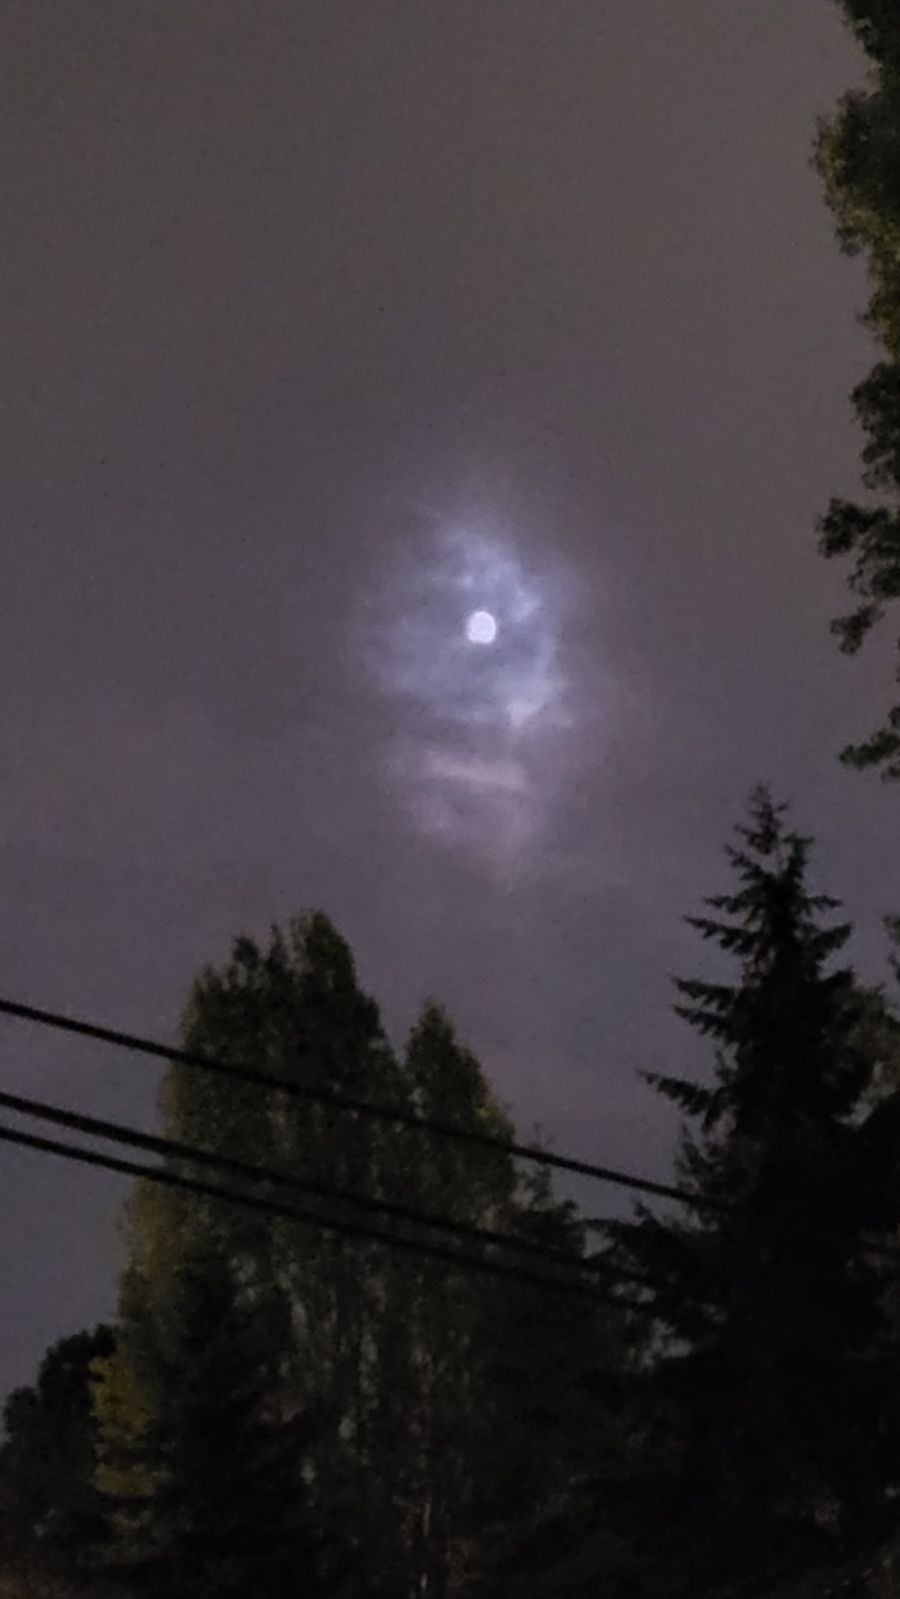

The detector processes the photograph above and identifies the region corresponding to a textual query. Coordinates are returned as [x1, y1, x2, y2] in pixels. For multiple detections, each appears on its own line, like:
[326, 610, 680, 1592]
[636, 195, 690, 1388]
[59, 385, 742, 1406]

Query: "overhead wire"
[4, 1105, 896, 1585]
[0, 1083, 660, 1295]
[0, 1120, 660, 1312]
[7, 991, 900, 1279]
[0, 994, 718, 1210]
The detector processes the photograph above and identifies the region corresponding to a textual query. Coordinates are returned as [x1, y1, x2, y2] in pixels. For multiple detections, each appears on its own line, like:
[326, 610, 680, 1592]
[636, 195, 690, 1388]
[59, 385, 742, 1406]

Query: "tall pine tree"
[611, 790, 900, 1592]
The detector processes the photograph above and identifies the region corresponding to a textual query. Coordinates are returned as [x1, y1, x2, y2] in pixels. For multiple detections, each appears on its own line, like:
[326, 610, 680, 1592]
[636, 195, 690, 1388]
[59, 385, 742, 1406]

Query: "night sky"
[1, 1, 892, 1395]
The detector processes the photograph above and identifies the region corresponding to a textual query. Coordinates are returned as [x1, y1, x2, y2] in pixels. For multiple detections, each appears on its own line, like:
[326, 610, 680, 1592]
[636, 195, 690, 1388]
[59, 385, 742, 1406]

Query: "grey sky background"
[0, 0, 893, 1394]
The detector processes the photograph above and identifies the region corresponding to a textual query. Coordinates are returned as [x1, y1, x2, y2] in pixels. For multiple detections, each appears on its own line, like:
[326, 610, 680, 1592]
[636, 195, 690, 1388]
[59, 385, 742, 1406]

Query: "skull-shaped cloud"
[363, 523, 570, 868]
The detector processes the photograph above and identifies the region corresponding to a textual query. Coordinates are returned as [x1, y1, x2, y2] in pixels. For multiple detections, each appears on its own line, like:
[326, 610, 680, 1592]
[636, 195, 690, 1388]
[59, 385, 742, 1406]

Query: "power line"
[0, 1084, 659, 1294]
[0, 994, 713, 1210]
[0, 1120, 659, 1312]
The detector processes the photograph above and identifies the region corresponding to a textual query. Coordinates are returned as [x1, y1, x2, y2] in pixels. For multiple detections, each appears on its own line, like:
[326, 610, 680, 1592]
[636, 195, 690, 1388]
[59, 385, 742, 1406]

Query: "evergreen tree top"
[650, 788, 870, 1142]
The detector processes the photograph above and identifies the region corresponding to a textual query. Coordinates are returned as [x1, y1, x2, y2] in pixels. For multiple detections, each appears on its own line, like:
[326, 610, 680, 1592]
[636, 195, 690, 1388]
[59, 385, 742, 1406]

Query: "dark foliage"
[0, 1324, 115, 1587]
[816, 4, 900, 773]
[100, 1253, 356, 1599]
[608, 791, 900, 1593]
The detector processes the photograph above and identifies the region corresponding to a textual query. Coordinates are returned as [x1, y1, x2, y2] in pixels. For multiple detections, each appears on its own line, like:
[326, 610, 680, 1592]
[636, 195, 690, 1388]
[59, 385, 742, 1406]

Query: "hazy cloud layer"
[0, 0, 892, 1393]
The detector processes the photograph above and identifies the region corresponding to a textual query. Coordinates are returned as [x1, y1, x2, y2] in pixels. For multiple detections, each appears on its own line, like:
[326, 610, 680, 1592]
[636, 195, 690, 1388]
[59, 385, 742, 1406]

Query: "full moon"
[466, 609, 497, 645]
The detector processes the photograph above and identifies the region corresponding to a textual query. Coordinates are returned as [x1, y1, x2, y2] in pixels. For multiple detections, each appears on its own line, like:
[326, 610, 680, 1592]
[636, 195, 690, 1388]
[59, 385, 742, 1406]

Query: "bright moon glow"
[362, 523, 570, 869]
[466, 609, 497, 645]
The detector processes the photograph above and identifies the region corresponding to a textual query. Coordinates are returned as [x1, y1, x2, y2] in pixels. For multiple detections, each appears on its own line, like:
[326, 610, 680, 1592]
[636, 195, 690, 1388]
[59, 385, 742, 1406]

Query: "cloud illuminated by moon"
[361, 521, 570, 869]
[373, 528, 566, 735]
[425, 749, 526, 793]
